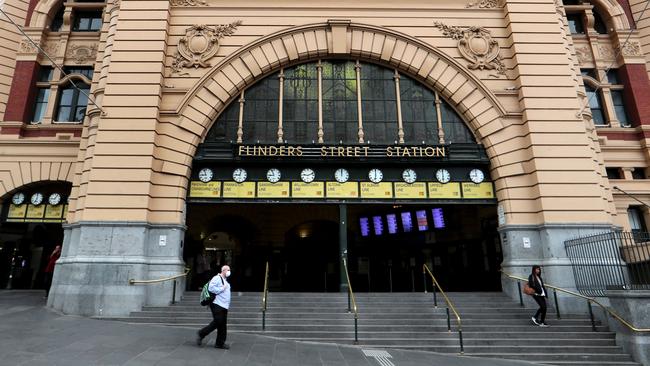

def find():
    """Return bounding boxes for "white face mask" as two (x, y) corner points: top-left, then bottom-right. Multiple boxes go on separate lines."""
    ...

(225, 270), (231, 278)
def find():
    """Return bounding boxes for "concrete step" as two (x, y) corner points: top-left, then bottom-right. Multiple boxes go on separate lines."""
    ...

(465, 352), (635, 362)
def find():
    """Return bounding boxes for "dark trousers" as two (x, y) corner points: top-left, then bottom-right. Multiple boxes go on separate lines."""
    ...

(533, 295), (547, 323)
(199, 303), (228, 346)
(44, 272), (54, 297)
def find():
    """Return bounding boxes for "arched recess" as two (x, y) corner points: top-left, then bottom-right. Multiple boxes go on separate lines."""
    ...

(580, 0), (632, 30)
(0, 162), (75, 199)
(29, 0), (63, 28)
(174, 21), (508, 164)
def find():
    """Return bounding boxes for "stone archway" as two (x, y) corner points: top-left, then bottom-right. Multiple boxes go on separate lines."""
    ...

(172, 20), (508, 159)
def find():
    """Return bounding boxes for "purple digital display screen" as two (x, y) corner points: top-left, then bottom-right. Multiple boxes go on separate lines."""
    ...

(386, 214), (398, 234)
(416, 210), (428, 231)
(401, 212), (413, 232)
(360, 217), (370, 237)
(373, 216), (384, 235)
(432, 208), (445, 229)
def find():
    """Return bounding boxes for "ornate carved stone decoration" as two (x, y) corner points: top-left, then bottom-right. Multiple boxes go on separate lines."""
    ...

(618, 42), (641, 56)
(43, 41), (60, 56)
(18, 39), (38, 54)
(67, 44), (98, 64)
(170, 0), (207, 6)
(465, 0), (500, 8)
(598, 45), (615, 60)
(575, 46), (593, 64)
(433, 22), (505, 76)
(171, 21), (241, 74)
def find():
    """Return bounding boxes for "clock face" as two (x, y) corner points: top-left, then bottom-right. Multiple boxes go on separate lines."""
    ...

(469, 169), (485, 184)
(266, 168), (281, 183)
(402, 169), (417, 184)
(436, 169), (451, 184)
(300, 168), (315, 183)
(48, 193), (62, 206)
(198, 168), (213, 183)
(334, 168), (349, 183)
(368, 168), (383, 183)
(11, 192), (25, 205)
(30, 192), (44, 206)
(232, 168), (247, 183)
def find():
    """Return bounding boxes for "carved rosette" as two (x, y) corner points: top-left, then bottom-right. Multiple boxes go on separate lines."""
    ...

(465, 0), (500, 8)
(618, 42), (641, 57)
(67, 44), (98, 64)
(18, 39), (39, 54)
(433, 22), (505, 76)
(575, 46), (593, 64)
(170, 0), (207, 5)
(598, 45), (615, 60)
(172, 21), (241, 74)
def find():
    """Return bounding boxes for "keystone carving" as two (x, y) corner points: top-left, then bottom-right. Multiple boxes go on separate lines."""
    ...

(171, 21), (241, 74)
(170, 0), (207, 5)
(465, 0), (501, 8)
(618, 42), (641, 56)
(67, 44), (98, 64)
(433, 22), (505, 76)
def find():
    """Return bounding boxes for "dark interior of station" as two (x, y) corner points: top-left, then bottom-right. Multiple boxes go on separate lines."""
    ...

(184, 203), (502, 292)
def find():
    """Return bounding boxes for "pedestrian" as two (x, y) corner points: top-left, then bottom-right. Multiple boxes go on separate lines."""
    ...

(43, 245), (61, 298)
(197, 265), (231, 349)
(528, 265), (549, 327)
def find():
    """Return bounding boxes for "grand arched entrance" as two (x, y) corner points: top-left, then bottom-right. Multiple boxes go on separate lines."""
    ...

(185, 59), (501, 292)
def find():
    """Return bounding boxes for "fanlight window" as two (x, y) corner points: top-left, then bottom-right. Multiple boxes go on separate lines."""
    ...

(206, 60), (475, 145)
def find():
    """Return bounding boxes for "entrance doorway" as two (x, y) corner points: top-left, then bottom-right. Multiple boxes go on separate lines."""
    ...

(185, 202), (501, 292)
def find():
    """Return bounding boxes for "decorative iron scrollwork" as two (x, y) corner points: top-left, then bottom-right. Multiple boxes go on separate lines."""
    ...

(171, 21), (241, 74)
(433, 22), (506, 76)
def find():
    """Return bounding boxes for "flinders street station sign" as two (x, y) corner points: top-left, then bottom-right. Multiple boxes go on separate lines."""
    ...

(235, 144), (448, 159)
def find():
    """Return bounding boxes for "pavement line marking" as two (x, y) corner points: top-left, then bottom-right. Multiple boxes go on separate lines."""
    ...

(362, 349), (395, 366)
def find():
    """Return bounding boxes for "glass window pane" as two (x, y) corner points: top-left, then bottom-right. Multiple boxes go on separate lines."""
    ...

(90, 18), (103, 31)
(611, 90), (630, 126)
(400, 74), (438, 144)
(585, 86), (606, 125)
(322, 61), (357, 143)
(59, 88), (74, 105)
(360, 63), (397, 144)
(31, 89), (50, 122)
(242, 74), (279, 143)
(283, 62), (318, 143)
(606, 69), (619, 84)
(593, 11), (608, 34)
(56, 107), (71, 121)
(567, 14), (585, 34)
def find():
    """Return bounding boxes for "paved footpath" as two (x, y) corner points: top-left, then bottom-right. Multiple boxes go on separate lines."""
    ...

(0, 291), (535, 366)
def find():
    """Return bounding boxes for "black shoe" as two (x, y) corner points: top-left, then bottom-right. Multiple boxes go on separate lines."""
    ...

(215, 343), (230, 349)
(196, 333), (203, 346)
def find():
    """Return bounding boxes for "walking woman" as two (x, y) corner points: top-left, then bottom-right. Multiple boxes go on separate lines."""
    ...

(528, 265), (549, 327)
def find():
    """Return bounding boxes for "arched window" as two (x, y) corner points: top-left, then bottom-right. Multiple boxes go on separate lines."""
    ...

(581, 68), (632, 127)
(206, 60), (475, 145)
(563, 1), (610, 35)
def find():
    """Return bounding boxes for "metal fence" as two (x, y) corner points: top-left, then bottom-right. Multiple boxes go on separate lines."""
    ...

(565, 231), (650, 297)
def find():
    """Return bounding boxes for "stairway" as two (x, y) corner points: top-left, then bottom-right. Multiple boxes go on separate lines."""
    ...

(106, 291), (640, 366)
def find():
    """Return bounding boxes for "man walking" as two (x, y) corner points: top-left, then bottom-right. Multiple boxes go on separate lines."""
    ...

(197, 265), (231, 349)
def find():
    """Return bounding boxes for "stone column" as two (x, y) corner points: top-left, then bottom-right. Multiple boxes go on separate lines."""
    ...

(605, 290), (650, 365)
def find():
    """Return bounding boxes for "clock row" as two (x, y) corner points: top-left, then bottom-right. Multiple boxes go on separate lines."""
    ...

(11, 192), (65, 206)
(197, 167), (486, 184)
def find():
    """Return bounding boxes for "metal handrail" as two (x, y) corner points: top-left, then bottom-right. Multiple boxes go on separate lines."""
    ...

(128, 267), (190, 305)
(422, 264), (464, 353)
(261, 261), (270, 330)
(341, 257), (359, 343)
(500, 269), (650, 332)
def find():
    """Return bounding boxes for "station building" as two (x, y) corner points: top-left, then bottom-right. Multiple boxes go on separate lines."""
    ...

(0, 0), (648, 317)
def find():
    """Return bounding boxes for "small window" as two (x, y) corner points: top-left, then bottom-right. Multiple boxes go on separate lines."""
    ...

(72, 11), (102, 32)
(606, 69), (619, 84)
(628, 206), (648, 234)
(606, 168), (621, 179)
(585, 85), (605, 125)
(632, 168), (646, 180)
(50, 7), (64, 32)
(55, 83), (90, 122)
(567, 14), (585, 34)
(611, 90), (630, 127)
(31, 88), (50, 123)
(38, 67), (54, 82)
(593, 12), (608, 34)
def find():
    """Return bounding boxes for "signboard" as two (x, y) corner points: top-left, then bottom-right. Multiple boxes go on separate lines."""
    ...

(360, 182), (393, 199)
(235, 144), (447, 159)
(292, 182), (324, 198)
(461, 182), (495, 199)
(189, 181), (222, 198)
(257, 182), (290, 198)
(326, 182), (359, 198)
(428, 182), (462, 199)
(7, 204), (27, 219)
(394, 182), (427, 199)
(25, 204), (46, 220)
(44, 205), (64, 220)
(222, 182), (256, 198)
